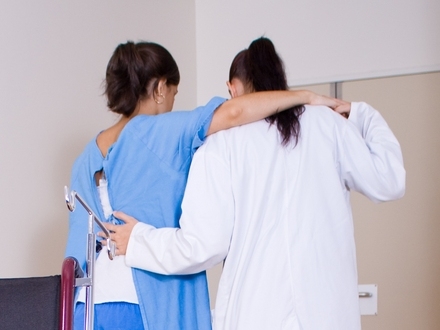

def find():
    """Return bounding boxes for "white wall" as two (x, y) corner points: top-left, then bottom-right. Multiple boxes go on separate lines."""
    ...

(0, 0), (197, 277)
(195, 0), (440, 104)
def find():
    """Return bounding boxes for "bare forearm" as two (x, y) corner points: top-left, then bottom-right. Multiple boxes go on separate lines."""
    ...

(207, 90), (340, 135)
(230, 90), (313, 123)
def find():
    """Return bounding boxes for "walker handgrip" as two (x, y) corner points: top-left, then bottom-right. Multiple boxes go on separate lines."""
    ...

(64, 185), (115, 260)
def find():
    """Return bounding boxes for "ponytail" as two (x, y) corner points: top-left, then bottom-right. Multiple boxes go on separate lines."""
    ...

(105, 41), (180, 117)
(231, 37), (304, 146)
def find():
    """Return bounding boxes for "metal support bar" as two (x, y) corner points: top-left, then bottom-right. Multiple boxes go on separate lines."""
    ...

(330, 82), (343, 99)
(84, 222), (95, 330)
(64, 186), (115, 260)
(64, 186), (116, 330)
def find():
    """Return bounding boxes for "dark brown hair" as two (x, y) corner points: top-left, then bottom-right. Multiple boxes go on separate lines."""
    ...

(105, 41), (180, 117)
(229, 37), (304, 146)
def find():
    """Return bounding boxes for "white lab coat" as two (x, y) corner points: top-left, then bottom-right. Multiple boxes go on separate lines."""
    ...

(126, 102), (405, 330)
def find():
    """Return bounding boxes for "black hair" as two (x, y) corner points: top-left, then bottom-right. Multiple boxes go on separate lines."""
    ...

(229, 37), (304, 146)
(104, 41), (180, 117)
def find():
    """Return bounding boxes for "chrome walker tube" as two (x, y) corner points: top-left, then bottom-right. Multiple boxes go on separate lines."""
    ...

(64, 186), (115, 330)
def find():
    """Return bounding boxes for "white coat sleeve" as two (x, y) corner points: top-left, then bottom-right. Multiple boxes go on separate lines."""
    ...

(124, 135), (234, 275)
(341, 102), (405, 202)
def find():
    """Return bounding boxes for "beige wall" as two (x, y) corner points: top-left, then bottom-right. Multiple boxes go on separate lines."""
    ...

(1, 2), (439, 329)
(208, 72), (440, 329)
(0, 1), (197, 278)
(346, 72), (440, 330)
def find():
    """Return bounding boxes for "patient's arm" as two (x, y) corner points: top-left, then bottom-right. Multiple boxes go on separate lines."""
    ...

(207, 90), (344, 135)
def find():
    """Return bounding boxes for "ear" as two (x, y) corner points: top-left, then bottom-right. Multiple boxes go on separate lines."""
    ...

(226, 81), (238, 98)
(155, 78), (167, 96)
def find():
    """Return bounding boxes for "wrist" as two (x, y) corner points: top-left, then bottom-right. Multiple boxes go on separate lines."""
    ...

(291, 90), (310, 104)
(303, 90), (314, 104)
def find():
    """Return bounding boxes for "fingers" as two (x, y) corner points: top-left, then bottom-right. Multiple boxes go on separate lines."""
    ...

(98, 238), (121, 257)
(113, 211), (138, 224)
(102, 222), (117, 233)
(94, 211), (136, 258)
(333, 102), (351, 117)
(331, 97), (345, 107)
(320, 96), (344, 110)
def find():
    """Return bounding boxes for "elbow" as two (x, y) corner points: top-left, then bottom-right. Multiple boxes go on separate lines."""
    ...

(389, 167), (406, 200)
(382, 184), (405, 202)
(225, 103), (244, 127)
(373, 170), (406, 203)
(228, 107), (244, 127)
(394, 176), (406, 200)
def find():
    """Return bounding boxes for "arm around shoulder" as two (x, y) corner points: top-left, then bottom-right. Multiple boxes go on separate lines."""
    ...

(207, 90), (342, 135)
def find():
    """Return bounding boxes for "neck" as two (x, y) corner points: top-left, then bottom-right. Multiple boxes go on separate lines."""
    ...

(134, 97), (161, 116)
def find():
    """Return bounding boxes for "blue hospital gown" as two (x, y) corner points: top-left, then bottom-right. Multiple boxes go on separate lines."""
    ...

(65, 97), (226, 330)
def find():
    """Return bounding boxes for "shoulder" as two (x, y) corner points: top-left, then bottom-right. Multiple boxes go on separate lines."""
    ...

(73, 137), (104, 170)
(170, 97), (227, 118)
(72, 137), (102, 165)
(302, 105), (349, 130)
(192, 97), (227, 113)
(197, 96), (227, 111)
(302, 105), (343, 120)
(70, 136), (103, 182)
(202, 119), (266, 149)
(128, 97), (227, 130)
